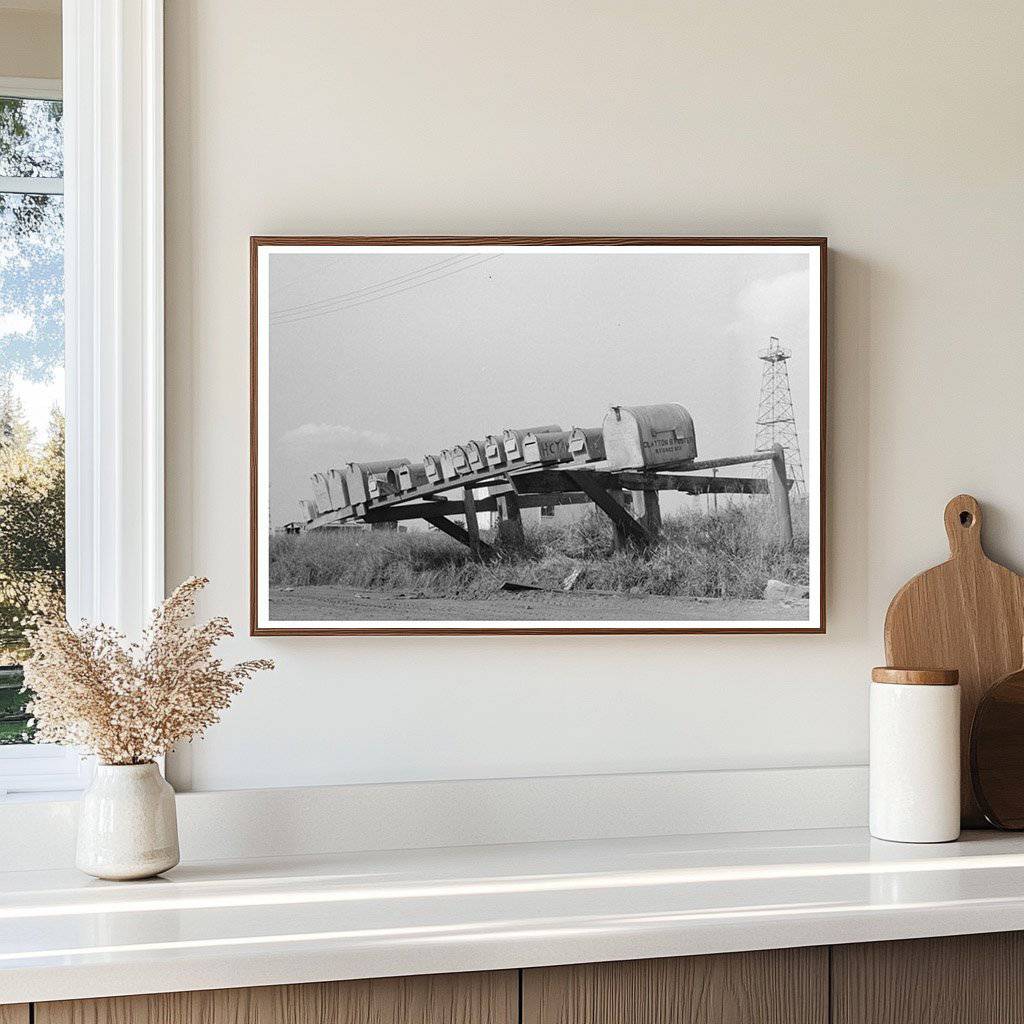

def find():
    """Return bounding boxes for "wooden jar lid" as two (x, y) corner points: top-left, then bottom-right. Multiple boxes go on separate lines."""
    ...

(871, 667), (960, 686)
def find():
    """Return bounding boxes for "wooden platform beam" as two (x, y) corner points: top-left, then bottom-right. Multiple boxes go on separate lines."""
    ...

(361, 491), (589, 524)
(510, 468), (777, 498)
(686, 451), (776, 472)
(615, 472), (775, 495)
(307, 459), (794, 533)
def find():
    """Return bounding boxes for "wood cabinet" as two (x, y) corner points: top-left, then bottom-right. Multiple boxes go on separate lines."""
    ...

(833, 932), (1024, 1024)
(18, 932), (1024, 1024)
(522, 948), (827, 1024)
(34, 971), (517, 1024)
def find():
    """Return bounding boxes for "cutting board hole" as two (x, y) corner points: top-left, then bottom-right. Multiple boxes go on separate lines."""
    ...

(960, 511), (974, 527)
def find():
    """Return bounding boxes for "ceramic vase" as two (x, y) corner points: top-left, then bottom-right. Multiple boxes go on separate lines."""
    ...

(76, 762), (180, 880)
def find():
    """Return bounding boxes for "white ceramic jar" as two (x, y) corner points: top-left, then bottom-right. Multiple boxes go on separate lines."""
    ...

(76, 762), (180, 880)
(870, 667), (960, 843)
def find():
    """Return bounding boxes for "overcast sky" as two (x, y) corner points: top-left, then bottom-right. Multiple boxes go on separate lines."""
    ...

(267, 247), (813, 526)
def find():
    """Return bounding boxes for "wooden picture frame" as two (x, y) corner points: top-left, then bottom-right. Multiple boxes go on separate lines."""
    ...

(250, 236), (827, 635)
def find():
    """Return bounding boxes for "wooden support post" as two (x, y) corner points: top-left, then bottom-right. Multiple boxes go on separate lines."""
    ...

(425, 514), (496, 559)
(567, 471), (650, 551)
(463, 487), (481, 558)
(769, 444), (794, 548)
(631, 489), (662, 540)
(611, 491), (629, 552)
(495, 489), (526, 550)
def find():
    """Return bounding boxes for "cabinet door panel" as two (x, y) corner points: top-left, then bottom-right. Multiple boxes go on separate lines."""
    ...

(36, 970), (517, 1024)
(0, 1007), (29, 1024)
(523, 948), (827, 1024)
(833, 932), (1024, 1024)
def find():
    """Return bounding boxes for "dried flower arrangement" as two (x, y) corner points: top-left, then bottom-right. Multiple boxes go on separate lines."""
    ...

(23, 577), (273, 765)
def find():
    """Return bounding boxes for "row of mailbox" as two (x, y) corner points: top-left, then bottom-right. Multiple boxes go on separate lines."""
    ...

(303, 403), (698, 522)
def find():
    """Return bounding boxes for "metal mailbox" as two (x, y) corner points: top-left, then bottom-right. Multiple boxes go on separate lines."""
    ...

(439, 449), (463, 481)
(451, 446), (473, 476)
(483, 434), (507, 468)
(602, 404), (697, 470)
(346, 459), (411, 507)
(523, 430), (571, 464)
(569, 426), (606, 463)
(390, 462), (428, 493)
(503, 424), (562, 464)
(299, 499), (317, 523)
(464, 440), (487, 473)
(367, 474), (398, 502)
(311, 472), (333, 514)
(325, 469), (350, 511)
(424, 455), (444, 485)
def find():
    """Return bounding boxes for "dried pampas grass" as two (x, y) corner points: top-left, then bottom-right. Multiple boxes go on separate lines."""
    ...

(23, 577), (273, 765)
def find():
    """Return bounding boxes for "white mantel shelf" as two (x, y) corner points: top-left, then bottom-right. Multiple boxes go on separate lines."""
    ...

(4, 826), (1024, 1004)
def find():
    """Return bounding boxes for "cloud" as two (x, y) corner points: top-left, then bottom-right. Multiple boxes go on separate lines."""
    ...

(9, 367), (63, 445)
(278, 422), (395, 449)
(0, 310), (33, 337)
(726, 268), (810, 340)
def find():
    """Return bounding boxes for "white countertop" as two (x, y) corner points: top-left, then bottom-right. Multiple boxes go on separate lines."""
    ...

(4, 826), (1024, 1004)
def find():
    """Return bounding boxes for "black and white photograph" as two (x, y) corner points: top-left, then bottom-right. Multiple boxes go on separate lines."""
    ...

(251, 238), (825, 634)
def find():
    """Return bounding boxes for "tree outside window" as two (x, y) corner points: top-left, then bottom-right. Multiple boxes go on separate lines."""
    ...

(0, 93), (65, 744)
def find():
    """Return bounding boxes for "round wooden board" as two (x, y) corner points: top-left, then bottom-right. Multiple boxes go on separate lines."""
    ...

(971, 665), (1024, 829)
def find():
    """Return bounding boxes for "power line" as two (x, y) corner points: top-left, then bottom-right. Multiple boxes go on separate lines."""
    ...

(271, 256), (499, 325)
(271, 254), (473, 319)
(271, 255), (501, 326)
(271, 256), (475, 321)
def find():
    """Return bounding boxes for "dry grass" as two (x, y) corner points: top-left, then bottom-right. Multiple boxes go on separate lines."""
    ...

(269, 498), (810, 601)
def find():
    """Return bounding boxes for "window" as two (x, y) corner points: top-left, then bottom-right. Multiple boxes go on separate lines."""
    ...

(0, 9), (166, 800)
(0, 78), (80, 798)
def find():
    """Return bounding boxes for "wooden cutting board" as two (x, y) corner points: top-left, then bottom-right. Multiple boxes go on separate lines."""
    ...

(884, 494), (1024, 827)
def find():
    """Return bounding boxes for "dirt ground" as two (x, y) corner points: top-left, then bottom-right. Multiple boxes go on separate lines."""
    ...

(268, 585), (810, 622)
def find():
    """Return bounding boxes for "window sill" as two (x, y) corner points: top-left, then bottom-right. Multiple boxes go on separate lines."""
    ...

(0, 744), (92, 801)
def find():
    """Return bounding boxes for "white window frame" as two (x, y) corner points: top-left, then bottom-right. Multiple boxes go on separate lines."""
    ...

(0, 76), (64, 192)
(0, 77), (61, 100)
(0, 1), (164, 800)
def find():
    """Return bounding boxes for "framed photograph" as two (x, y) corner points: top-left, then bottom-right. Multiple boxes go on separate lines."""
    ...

(251, 236), (826, 635)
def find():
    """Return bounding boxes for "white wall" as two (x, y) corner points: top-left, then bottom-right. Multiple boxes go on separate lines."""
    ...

(164, 1), (1024, 792)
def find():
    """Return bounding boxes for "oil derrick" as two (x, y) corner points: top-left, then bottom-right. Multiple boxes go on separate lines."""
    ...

(754, 336), (805, 496)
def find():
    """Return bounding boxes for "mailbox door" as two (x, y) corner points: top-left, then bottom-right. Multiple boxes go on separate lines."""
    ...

(398, 463), (429, 492)
(345, 466), (370, 506)
(311, 473), (333, 513)
(524, 431), (571, 464)
(465, 442), (486, 472)
(424, 455), (444, 485)
(484, 435), (507, 467)
(440, 450), (461, 481)
(326, 469), (350, 510)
